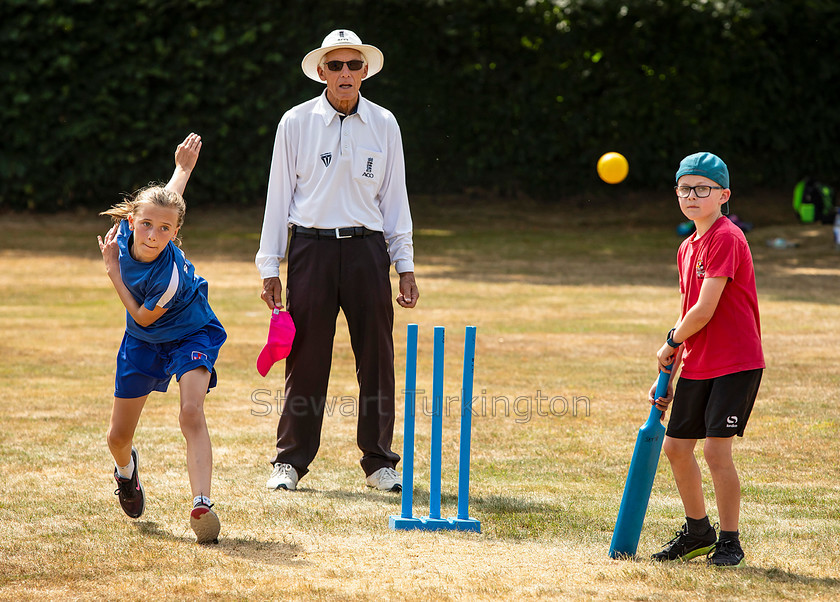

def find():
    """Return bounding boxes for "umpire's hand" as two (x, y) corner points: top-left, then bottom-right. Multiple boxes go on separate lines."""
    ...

(261, 277), (284, 310)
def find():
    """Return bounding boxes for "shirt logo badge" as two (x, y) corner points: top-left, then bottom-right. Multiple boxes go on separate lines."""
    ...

(191, 351), (208, 361)
(696, 259), (706, 279)
(362, 156), (375, 178)
(320, 152), (332, 168)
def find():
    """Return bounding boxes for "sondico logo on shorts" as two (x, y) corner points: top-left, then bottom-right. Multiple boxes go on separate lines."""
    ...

(726, 415), (739, 428)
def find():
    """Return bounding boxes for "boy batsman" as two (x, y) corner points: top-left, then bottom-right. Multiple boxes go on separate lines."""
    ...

(651, 152), (764, 567)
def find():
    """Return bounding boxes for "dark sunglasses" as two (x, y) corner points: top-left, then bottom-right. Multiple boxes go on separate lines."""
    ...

(323, 59), (365, 72)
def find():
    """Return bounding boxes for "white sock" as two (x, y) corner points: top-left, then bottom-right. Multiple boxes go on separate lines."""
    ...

(193, 495), (212, 508)
(116, 457), (134, 479)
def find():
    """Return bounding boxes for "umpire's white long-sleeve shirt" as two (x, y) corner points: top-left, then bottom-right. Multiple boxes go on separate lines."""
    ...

(256, 91), (415, 279)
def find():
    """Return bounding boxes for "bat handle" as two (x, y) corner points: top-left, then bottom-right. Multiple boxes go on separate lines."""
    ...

(648, 363), (674, 423)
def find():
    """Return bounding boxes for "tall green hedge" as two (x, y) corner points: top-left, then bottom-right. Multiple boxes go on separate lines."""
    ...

(1, 0), (838, 210)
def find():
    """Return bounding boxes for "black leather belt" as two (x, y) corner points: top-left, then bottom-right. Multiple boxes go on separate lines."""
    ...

(291, 225), (379, 239)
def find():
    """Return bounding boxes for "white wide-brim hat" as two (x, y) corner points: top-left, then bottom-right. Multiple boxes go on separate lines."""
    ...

(301, 29), (384, 83)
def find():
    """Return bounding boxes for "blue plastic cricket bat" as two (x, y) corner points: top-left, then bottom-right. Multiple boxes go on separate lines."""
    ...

(608, 365), (673, 559)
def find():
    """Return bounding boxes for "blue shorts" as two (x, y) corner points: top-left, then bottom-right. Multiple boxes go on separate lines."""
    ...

(114, 318), (227, 399)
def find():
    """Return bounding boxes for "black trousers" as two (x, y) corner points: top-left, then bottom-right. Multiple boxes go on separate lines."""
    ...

(272, 230), (400, 478)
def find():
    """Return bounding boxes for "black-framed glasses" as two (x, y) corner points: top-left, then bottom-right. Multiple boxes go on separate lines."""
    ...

(323, 59), (365, 72)
(675, 185), (724, 198)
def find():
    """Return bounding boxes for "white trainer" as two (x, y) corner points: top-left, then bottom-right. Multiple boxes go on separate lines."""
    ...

(266, 463), (298, 491)
(365, 467), (402, 492)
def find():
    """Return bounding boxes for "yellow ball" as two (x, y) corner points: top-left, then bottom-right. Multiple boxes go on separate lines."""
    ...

(597, 152), (629, 184)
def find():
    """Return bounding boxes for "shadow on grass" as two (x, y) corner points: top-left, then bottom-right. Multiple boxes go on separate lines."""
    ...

(315, 486), (559, 520)
(135, 520), (306, 566)
(318, 486), (583, 540)
(135, 520), (188, 542)
(318, 486), (476, 509)
(472, 494), (566, 533)
(741, 566), (840, 589)
(618, 553), (840, 590)
(318, 487), (403, 505)
(217, 537), (306, 567)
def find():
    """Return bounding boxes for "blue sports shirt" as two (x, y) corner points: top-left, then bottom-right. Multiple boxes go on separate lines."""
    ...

(116, 220), (216, 343)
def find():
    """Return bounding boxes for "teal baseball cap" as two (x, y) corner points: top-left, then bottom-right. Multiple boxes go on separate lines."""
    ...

(676, 152), (730, 188)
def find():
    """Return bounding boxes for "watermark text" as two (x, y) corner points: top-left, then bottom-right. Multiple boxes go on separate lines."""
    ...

(249, 389), (590, 424)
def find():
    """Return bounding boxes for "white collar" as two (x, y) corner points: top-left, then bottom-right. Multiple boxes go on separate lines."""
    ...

(315, 90), (369, 126)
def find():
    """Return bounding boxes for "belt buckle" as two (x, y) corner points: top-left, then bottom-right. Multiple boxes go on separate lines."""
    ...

(335, 227), (352, 239)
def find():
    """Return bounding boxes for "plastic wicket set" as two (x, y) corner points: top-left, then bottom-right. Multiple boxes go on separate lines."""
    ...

(388, 324), (481, 532)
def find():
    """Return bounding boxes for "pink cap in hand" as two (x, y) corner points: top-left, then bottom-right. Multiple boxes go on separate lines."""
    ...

(256, 308), (296, 377)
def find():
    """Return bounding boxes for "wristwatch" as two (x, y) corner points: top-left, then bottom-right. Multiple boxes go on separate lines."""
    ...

(666, 328), (681, 349)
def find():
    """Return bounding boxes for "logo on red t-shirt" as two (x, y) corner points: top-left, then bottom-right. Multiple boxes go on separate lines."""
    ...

(695, 258), (706, 279)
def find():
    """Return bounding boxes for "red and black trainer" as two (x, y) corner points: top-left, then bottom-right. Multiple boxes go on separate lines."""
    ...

(113, 447), (145, 519)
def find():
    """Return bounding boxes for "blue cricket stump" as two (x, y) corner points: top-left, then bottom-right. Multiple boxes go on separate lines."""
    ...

(389, 325), (481, 532)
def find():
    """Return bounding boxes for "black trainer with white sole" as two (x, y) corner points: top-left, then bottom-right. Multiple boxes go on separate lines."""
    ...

(113, 447), (145, 519)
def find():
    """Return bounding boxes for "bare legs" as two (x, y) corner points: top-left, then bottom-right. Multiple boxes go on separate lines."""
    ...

(107, 395), (148, 467)
(178, 368), (213, 498)
(663, 435), (739, 531)
(106, 367), (213, 498)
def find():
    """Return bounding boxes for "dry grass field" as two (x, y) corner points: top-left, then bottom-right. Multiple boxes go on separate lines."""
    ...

(1, 191), (839, 600)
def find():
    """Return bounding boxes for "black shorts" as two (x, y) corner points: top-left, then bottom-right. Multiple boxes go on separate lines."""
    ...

(666, 369), (763, 439)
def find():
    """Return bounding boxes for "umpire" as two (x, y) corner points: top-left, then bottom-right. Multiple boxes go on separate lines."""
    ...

(256, 29), (419, 493)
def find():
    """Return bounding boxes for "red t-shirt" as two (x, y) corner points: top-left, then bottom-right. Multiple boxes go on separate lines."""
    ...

(677, 216), (765, 379)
